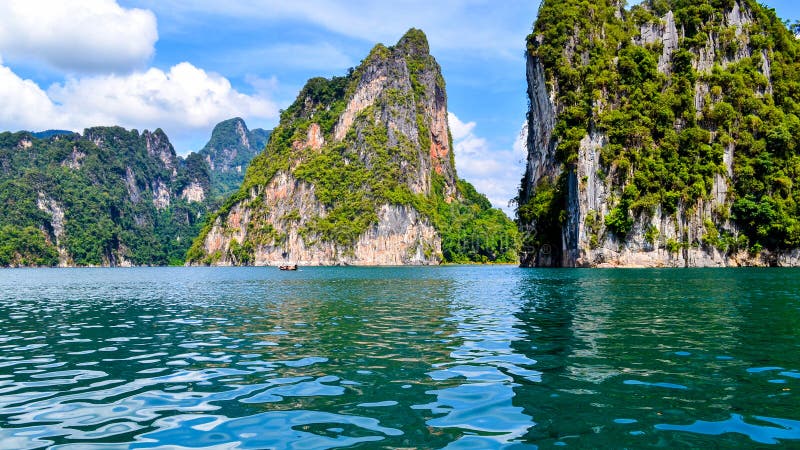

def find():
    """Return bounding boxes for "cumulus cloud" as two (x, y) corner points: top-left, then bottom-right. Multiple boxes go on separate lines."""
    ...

(50, 63), (278, 130)
(449, 112), (528, 216)
(0, 64), (64, 131)
(0, 61), (279, 152)
(0, 0), (157, 73)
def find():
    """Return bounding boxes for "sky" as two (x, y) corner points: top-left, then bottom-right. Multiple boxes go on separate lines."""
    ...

(0, 1), (798, 215)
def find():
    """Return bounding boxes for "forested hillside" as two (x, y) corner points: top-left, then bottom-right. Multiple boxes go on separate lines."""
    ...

(0, 128), (209, 266)
(197, 118), (270, 200)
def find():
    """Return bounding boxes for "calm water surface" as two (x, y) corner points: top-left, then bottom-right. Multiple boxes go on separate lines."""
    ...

(0, 267), (798, 448)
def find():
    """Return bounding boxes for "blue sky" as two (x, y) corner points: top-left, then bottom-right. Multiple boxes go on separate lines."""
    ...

(0, 0), (798, 213)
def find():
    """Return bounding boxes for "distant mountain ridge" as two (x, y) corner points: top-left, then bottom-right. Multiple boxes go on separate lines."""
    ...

(196, 117), (270, 199)
(0, 118), (267, 267)
(31, 130), (74, 139)
(0, 127), (208, 266)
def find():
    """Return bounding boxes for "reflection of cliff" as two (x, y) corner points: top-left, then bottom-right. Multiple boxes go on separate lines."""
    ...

(185, 270), (462, 447)
(509, 270), (752, 445)
(509, 273), (586, 443)
(182, 273), (457, 372)
(413, 269), (539, 447)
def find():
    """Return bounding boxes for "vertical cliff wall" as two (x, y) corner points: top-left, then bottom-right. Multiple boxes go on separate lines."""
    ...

(189, 29), (518, 266)
(518, 0), (800, 267)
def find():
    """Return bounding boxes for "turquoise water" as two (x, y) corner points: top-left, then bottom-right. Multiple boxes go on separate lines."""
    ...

(0, 267), (798, 448)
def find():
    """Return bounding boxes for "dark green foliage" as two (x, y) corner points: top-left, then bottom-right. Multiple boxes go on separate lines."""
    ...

(605, 206), (634, 238)
(0, 226), (58, 266)
(0, 129), (210, 266)
(431, 179), (519, 263)
(516, 175), (566, 254)
(176, 152), (211, 194)
(520, 0), (800, 252)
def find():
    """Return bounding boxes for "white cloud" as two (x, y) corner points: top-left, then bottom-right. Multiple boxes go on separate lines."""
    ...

(449, 112), (528, 216)
(448, 112), (477, 141)
(0, 0), (157, 73)
(0, 64), (64, 131)
(50, 62), (278, 129)
(0, 61), (279, 152)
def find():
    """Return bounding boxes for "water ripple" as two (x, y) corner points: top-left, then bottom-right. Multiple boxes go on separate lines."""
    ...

(131, 410), (402, 449)
(0, 267), (798, 448)
(656, 414), (800, 444)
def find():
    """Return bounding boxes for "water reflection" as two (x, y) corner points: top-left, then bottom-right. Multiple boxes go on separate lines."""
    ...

(510, 269), (800, 447)
(0, 267), (799, 448)
(0, 268), (463, 448)
(414, 268), (539, 448)
(130, 410), (402, 449)
(655, 413), (800, 445)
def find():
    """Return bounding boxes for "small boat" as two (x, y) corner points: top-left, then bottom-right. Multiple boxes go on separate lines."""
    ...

(279, 264), (298, 271)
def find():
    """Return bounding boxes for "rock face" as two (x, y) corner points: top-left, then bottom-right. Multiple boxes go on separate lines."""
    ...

(518, 0), (800, 267)
(189, 29), (513, 266)
(180, 181), (206, 203)
(636, 11), (679, 74)
(202, 174), (440, 266)
(36, 193), (70, 266)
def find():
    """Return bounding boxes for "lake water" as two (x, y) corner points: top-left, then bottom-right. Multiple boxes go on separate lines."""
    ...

(0, 267), (799, 449)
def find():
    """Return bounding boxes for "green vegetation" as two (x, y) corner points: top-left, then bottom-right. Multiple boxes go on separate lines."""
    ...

(518, 0), (800, 253)
(190, 29), (518, 264)
(517, 177), (566, 253)
(0, 225), (58, 266)
(198, 117), (270, 199)
(0, 128), (210, 266)
(425, 178), (519, 263)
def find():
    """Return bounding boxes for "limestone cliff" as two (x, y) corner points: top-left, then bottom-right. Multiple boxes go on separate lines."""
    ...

(189, 29), (518, 266)
(518, 0), (800, 267)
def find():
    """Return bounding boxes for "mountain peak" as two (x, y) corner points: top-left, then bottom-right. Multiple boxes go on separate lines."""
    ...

(212, 117), (246, 131)
(188, 32), (518, 266)
(198, 117), (270, 199)
(396, 28), (430, 56)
